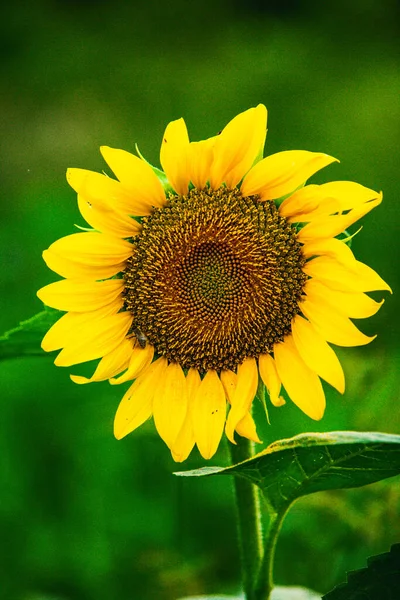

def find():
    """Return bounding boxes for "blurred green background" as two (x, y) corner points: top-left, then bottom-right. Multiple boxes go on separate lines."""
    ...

(1, 0), (400, 598)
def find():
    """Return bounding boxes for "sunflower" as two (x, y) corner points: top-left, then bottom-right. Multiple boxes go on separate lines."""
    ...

(37, 105), (390, 462)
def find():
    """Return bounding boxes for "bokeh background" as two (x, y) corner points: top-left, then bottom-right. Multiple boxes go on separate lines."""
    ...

(1, 1), (400, 599)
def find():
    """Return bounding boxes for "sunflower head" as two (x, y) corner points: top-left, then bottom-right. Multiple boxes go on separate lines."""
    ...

(37, 105), (391, 462)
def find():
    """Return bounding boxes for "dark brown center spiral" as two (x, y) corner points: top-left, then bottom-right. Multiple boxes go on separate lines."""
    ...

(123, 187), (306, 372)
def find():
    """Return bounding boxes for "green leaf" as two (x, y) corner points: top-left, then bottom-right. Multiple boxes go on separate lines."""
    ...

(271, 588), (320, 599)
(178, 587), (320, 600)
(323, 543), (400, 599)
(0, 308), (60, 360)
(175, 431), (400, 512)
(177, 596), (242, 600)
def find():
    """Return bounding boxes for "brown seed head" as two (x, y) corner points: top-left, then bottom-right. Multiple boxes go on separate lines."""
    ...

(123, 187), (306, 372)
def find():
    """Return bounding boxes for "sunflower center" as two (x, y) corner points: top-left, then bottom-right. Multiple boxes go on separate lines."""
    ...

(177, 242), (247, 320)
(123, 187), (307, 372)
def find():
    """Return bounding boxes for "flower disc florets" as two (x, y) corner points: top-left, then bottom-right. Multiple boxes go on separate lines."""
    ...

(123, 187), (307, 372)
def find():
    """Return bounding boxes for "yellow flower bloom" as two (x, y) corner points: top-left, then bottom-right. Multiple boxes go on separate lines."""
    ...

(37, 105), (391, 461)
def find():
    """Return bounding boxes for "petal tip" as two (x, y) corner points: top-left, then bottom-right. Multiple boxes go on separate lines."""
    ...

(65, 167), (75, 183)
(224, 422), (237, 445)
(198, 446), (217, 460)
(271, 395), (286, 407)
(100, 145), (117, 162)
(70, 374), (88, 385)
(54, 349), (75, 367)
(113, 420), (126, 440)
(313, 411), (325, 422)
(40, 340), (51, 352)
(306, 402), (326, 421)
(36, 286), (46, 302)
(171, 452), (185, 463)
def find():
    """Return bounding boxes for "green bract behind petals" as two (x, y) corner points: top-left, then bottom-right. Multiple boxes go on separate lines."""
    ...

(135, 144), (175, 195)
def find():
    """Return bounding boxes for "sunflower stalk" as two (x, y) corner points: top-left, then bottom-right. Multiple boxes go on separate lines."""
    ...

(254, 505), (289, 599)
(229, 430), (289, 600)
(229, 437), (264, 600)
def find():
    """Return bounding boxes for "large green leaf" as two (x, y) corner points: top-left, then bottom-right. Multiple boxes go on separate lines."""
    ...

(175, 432), (400, 512)
(323, 543), (400, 599)
(178, 586), (320, 599)
(0, 308), (60, 360)
(178, 596), (241, 600)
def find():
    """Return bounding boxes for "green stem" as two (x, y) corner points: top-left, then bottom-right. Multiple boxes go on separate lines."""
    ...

(254, 505), (288, 600)
(229, 438), (263, 600)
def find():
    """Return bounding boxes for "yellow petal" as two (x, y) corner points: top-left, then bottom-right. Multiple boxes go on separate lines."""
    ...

(41, 300), (123, 352)
(291, 315), (345, 393)
(67, 168), (149, 217)
(279, 181), (380, 223)
(54, 311), (133, 367)
(192, 370), (226, 460)
(77, 195), (141, 238)
(110, 342), (154, 384)
(41, 311), (86, 352)
(236, 413), (262, 444)
(271, 396), (286, 407)
(153, 362), (188, 449)
(220, 370), (261, 443)
(297, 196), (382, 242)
(171, 368), (200, 463)
(37, 278), (124, 312)
(70, 338), (134, 384)
(225, 358), (258, 444)
(188, 138), (216, 189)
(300, 295), (376, 347)
(100, 146), (166, 209)
(241, 151), (337, 201)
(304, 255), (391, 293)
(43, 248), (126, 280)
(274, 336), (326, 420)
(220, 369), (237, 404)
(186, 366), (202, 400)
(45, 232), (133, 268)
(42, 312), (84, 352)
(301, 236), (355, 262)
(317, 181), (381, 211)
(210, 104), (268, 189)
(305, 279), (385, 319)
(279, 185), (341, 222)
(160, 118), (190, 195)
(258, 353), (283, 407)
(350, 260), (392, 293)
(113, 357), (168, 440)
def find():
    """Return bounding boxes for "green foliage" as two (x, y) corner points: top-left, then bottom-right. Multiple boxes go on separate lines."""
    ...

(323, 543), (400, 599)
(178, 596), (242, 600)
(270, 589), (320, 600)
(176, 432), (400, 512)
(179, 587), (320, 599)
(0, 308), (60, 360)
